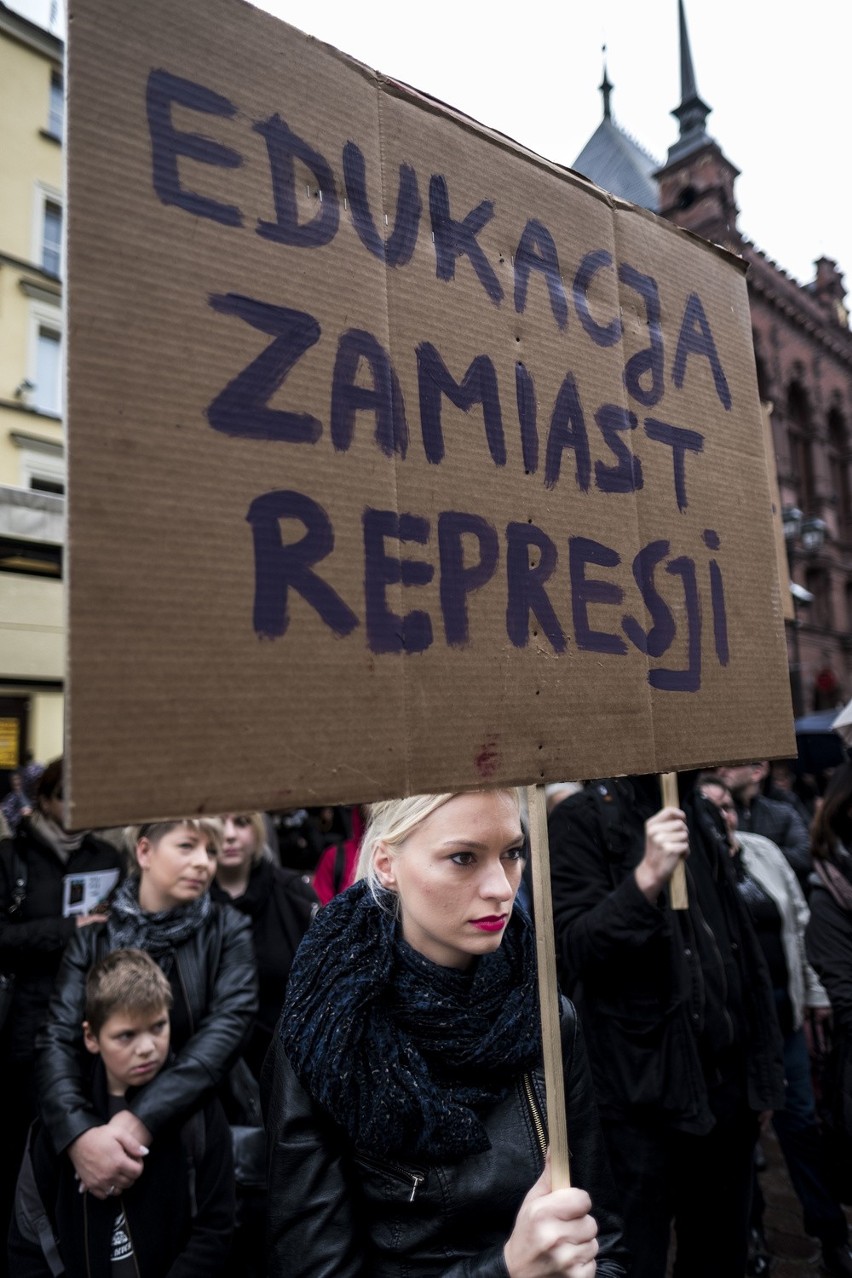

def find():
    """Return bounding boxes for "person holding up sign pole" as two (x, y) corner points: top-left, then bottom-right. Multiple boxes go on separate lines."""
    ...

(547, 774), (784, 1278)
(263, 789), (627, 1277)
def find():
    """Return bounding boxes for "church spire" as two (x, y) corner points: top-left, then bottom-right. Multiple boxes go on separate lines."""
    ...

(600, 46), (613, 121)
(667, 0), (712, 162)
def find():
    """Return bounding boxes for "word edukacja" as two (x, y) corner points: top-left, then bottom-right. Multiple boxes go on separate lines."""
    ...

(146, 69), (740, 691)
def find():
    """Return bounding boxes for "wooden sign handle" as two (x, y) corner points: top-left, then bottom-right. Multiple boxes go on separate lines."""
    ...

(525, 783), (571, 1189)
(660, 771), (688, 910)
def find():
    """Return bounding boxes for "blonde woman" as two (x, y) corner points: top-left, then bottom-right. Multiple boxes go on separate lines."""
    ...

(264, 789), (627, 1278)
(211, 813), (317, 1077)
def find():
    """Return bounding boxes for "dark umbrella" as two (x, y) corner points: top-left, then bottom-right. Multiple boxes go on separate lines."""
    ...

(793, 710), (847, 775)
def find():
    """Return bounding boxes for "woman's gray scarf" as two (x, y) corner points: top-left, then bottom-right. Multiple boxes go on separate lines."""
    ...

(107, 875), (211, 956)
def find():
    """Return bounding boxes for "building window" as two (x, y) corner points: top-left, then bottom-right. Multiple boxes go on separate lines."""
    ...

(14, 436), (66, 494)
(42, 200), (62, 276)
(34, 326), (62, 415)
(787, 382), (815, 511)
(828, 408), (851, 535)
(0, 537), (62, 578)
(48, 71), (63, 139)
(30, 476), (64, 495)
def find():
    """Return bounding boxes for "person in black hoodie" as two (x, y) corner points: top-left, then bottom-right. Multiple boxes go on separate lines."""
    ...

(10, 948), (234, 1276)
(548, 773), (784, 1278)
(0, 758), (125, 1272)
(210, 812), (317, 1080)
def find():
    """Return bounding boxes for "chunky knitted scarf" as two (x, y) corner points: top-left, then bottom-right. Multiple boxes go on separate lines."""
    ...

(281, 880), (541, 1163)
(107, 875), (211, 956)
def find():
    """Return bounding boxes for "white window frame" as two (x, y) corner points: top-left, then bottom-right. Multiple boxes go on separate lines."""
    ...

(32, 183), (64, 278)
(17, 442), (66, 494)
(27, 299), (64, 418)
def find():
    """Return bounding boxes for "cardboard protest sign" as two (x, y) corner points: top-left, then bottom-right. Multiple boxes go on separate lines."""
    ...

(65, 0), (795, 827)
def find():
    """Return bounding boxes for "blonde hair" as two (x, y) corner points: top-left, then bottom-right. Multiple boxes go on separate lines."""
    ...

(356, 789), (523, 903)
(124, 818), (224, 873)
(221, 813), (273, 865)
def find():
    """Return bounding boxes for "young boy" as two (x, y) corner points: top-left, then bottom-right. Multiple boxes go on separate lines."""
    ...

(9, 949), (235, 1277)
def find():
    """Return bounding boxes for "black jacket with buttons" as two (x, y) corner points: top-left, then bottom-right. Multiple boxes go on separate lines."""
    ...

(263, 998), (628, 1278)
(548, 776), (784, 1133)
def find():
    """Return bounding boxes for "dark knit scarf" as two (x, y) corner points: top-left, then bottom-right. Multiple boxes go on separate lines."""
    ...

(107, 875), (211, 956)
(280, 880), (541, 1163)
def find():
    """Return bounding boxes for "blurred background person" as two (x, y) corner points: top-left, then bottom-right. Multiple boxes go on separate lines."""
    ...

(271, 807), (327, 880)
(211, 811), (317, 1276)
(0, 757), (125, 1276)
(767, 759), (816, 825)
(211, 812), (317, 1079)
(0, 770), (32, 836)
(806, 762), (852, 1213)
(19, 750), (44, 805)
(311, 805), (366, 905)
(716, 761), (811, 888)
(699, 776), (852, 1278)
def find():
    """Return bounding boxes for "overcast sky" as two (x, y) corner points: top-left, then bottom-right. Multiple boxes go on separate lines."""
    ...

(15, 0), (852, 293)
(252, 0), (851, 294)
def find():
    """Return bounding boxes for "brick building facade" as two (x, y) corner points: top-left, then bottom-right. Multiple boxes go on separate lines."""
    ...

(573, 0), (852, 719)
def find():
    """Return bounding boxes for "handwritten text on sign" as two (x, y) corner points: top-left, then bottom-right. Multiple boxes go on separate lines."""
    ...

(147, 68), (731, 695)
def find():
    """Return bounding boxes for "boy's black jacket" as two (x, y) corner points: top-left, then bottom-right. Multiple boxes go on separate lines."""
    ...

(9, 1060), (235, 1278)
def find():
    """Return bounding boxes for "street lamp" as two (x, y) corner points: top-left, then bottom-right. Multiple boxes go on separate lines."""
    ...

(782, 506), (828, 716)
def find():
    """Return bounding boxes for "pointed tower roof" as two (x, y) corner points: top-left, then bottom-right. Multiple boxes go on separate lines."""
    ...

(572, 52), (660, 212)
(600, 46), (613, 120)
(666, 0), (713, 163)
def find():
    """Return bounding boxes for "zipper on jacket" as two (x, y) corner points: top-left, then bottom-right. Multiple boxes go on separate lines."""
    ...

(354, 1150), (425, 1202)
(522, 1074), (547, 1161)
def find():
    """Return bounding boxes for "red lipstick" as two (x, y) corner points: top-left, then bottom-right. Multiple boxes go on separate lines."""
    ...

(470, 915), (507, 932)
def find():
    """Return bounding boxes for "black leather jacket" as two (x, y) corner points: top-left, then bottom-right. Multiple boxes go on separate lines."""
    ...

(263, 998), (628, 1278)
(36, 903), (257, 1150)
(0, 822), (125, 1062)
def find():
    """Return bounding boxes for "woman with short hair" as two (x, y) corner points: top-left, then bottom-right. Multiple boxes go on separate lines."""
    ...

(36, 817), (257, 1201)
(264, 788), (627, 1278)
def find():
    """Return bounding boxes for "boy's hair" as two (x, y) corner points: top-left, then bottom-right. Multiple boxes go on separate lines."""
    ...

(85, 948), (173, 1036)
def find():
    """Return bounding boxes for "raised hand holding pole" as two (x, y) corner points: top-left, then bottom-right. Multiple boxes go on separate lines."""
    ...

(660, 771), (688, 910)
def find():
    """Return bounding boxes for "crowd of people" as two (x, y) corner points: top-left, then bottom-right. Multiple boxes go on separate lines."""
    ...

(0, 753), (850, 1276)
